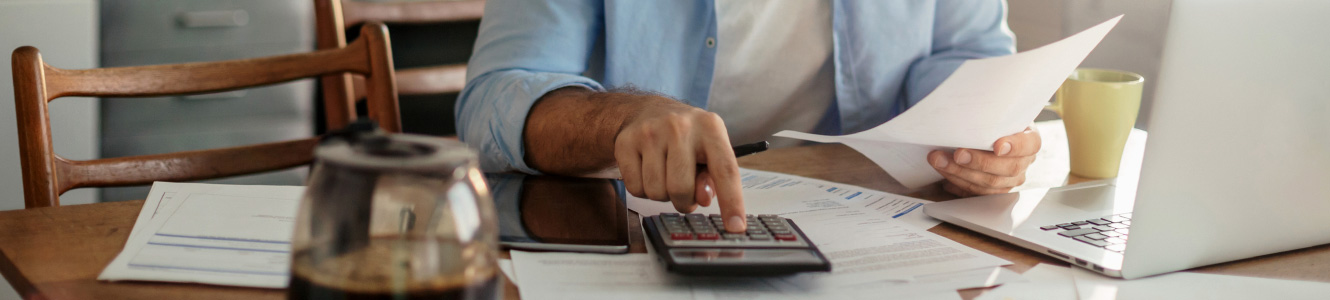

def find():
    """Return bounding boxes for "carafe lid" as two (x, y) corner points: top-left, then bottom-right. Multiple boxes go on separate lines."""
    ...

(315, 120), (476, 174)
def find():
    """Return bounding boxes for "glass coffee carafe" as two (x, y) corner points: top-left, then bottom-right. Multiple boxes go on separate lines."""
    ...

(288, 123), (500, 300)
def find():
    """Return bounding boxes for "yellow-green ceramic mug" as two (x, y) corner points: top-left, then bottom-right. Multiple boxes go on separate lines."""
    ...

(1046, 68), (1144, 179)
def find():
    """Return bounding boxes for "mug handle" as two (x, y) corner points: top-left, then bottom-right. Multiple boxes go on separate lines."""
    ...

(1046, 86), (1064, 116)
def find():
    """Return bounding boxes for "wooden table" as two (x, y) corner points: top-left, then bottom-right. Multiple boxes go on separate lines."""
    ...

(4, 136), (1330, 299)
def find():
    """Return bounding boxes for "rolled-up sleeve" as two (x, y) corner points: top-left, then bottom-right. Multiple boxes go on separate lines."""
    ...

(456, 0), (605, 173)
(904, 0), (1016, 107)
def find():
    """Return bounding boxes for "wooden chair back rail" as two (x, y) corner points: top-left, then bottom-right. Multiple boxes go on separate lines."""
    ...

(54, 139), (320, 193)
(349, 64), (467, 99)
(342, 0), (485, 26)
(315, 0), (483, 130)
(11, 23), (400, 208)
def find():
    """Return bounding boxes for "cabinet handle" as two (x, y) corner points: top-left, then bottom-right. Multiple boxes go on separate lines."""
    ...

(177, 10), (249, 28)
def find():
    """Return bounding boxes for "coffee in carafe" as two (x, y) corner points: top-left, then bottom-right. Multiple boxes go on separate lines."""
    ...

(288, 122), (500, 300)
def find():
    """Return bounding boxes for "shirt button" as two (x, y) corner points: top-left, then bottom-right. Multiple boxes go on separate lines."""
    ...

(705, 37), (716, 48)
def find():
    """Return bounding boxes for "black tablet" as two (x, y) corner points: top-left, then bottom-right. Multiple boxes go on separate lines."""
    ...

(487, 173), (630, 253)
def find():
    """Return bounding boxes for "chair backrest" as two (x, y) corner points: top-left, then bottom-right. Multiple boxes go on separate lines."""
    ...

(314, 0), (484, 130)
(11, 23), (401, 208)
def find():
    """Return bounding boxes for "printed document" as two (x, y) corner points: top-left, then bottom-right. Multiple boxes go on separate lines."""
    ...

(511, 251), (1020, 300)
(99, 182), (305, 288)
(627, 168), (941, 230)
(775, 16), (1123, 188)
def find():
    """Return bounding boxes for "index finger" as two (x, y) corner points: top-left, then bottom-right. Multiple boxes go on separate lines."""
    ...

(704, 146), (745, 233)
(696, 128), (745, 233)
(994, 126), (1041, 157)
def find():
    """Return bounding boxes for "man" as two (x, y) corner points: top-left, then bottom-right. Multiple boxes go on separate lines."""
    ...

(457, 1), (1041, 233)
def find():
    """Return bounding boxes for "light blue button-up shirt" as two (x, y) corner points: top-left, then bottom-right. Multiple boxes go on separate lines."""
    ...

(457, 0), (1015, 173)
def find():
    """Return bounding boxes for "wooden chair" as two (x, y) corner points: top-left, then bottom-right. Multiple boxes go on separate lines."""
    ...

(11, 23), (401, 209)
(314, 0), (485, 130)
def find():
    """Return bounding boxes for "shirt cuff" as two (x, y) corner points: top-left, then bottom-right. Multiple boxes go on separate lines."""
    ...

(463, 70), (604, 175)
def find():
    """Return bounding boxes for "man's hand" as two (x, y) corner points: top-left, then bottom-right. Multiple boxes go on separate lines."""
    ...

(615, 100), (747, 233)
(928, 127), (1041, 197)
(522, 87), (746, 233)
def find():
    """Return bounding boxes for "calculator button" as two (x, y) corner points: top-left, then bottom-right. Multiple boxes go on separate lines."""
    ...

(662, 213), (680, 218)
(670, 233), (694, 240)
(746, 229), (766, 235)
(722, 233), (746, 239)
(696, 233), (720, 240)
(748, 234), (771, 240)
(774, 234), (797, 241)
(771, 229), (792, 235)
(1039, 225), (1060, 230)
(765, 226), (788, 232)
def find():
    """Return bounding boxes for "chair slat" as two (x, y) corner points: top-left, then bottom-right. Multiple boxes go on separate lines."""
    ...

(56, 139), (320, 192)
(43, 41), (369, 100)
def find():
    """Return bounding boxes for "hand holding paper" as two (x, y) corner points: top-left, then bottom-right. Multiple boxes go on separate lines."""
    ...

(776, 16), (1123, 189)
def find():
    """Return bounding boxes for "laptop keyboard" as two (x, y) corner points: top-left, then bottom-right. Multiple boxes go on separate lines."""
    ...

(1040, 213), (1132, 253)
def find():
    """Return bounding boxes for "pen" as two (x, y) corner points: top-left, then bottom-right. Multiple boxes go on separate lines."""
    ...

(732, 141), (769, 158)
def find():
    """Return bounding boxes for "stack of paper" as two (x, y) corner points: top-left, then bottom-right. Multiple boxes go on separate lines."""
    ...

(99, 182), (305, 288)
(509, 251), (1022, 300)
(565, 169), (1017, 299)
(775, 16), (1123, 189)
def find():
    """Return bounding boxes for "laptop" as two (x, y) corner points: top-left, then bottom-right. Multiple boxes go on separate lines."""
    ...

(924, 0), (1330, 279)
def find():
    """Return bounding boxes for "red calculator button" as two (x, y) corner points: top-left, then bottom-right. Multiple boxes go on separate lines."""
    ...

(670, 233), (695, 240)
(697, 233), (720, 240)
(774, 234), (797, 241)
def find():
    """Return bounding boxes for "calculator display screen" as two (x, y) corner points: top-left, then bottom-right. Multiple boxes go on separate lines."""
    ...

(668, 249), (825, 265)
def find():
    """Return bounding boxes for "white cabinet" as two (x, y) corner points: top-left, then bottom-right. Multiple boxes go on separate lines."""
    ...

(98, 0), (315, 202)
(0, 0), (101, 212)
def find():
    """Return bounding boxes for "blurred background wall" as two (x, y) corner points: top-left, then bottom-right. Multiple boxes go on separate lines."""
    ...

(1008, 0), (1173, 129)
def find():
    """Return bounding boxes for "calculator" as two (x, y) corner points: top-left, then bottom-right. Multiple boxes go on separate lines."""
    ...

(642, 213), (831, 276)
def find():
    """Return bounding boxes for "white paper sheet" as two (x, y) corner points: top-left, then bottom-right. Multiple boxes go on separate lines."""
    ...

(511, 251), (1018, 300)
(974, 264), (1077, 300)
(511, 251), (693, 300)
(626, 168), (941, 229)
(99, 182), (305, 288)
(1071, 267), (1330, 300)
(499, 258), (518, 285)
(775, 16), (1123, 188)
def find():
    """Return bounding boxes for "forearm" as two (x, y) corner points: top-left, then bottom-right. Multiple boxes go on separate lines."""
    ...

(522, 87), (684, 176)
